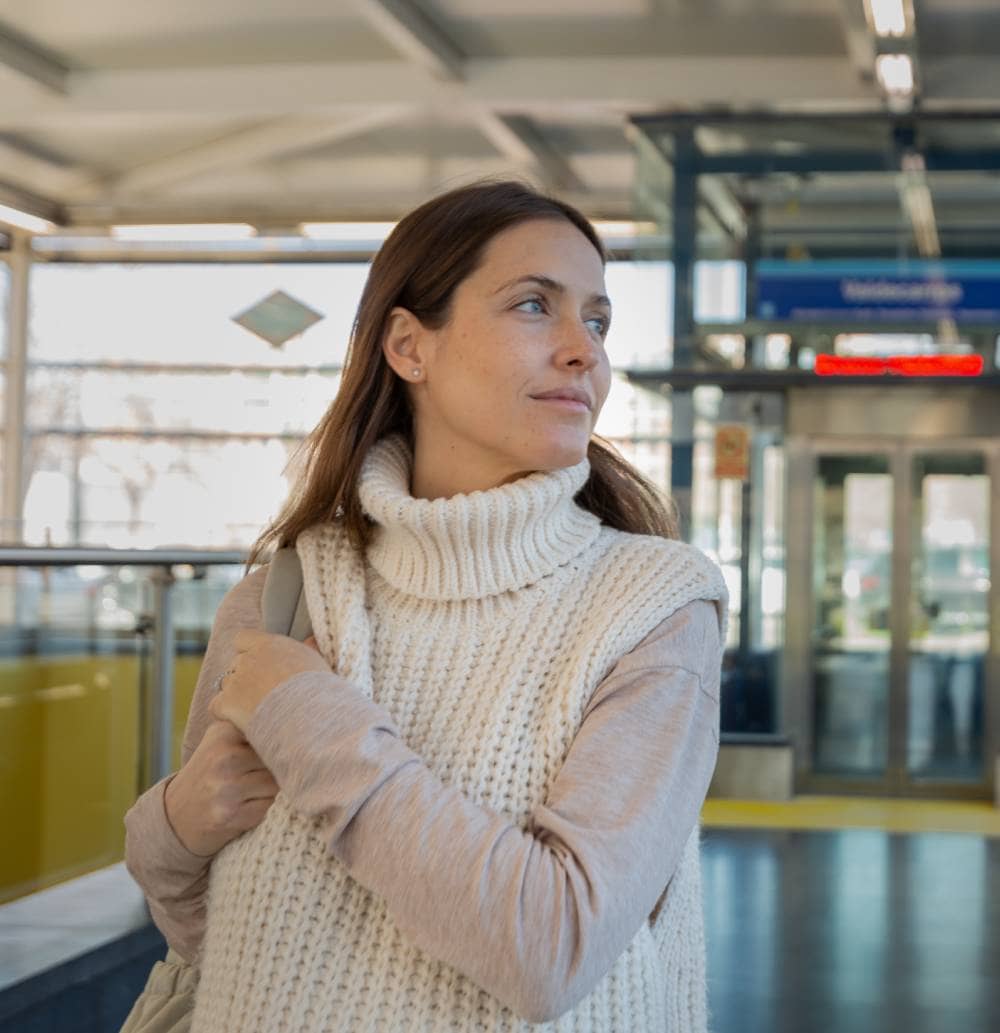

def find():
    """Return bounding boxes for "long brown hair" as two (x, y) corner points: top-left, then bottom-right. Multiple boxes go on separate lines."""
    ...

(245, 179), (678, 572)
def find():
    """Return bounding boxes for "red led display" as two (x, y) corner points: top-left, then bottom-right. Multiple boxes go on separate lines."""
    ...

(815, 354), (984, 376)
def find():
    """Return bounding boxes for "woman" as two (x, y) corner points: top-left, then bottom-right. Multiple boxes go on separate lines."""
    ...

(124, 180), (728, 1032)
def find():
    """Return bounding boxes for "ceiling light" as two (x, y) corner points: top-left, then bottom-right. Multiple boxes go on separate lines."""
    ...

(865, 0), (913, 38)
(593, 220), (658, 238)
(875, 53), (915, 96)
(110, 224), (257, 241)
(0, 203), (55, 234)
(299, 222), (397, 242)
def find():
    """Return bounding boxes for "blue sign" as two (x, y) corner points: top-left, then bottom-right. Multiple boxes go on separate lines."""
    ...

(756, 261), (1000, 323)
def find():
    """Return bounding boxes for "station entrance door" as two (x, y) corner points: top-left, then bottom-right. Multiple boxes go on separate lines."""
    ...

(784, 387), (999, 798)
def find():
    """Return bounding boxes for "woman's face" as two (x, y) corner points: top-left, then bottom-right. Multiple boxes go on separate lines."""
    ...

(394, 217), (612, 487)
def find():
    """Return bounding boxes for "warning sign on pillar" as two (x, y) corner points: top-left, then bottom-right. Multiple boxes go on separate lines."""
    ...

(714, 424), (750, 480)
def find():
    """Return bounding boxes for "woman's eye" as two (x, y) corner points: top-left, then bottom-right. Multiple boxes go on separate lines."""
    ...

(585, 316), (609, 336)
(515, 297), (546, 314)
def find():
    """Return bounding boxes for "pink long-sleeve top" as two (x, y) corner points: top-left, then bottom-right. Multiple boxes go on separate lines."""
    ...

(123, 564), (723, 1001)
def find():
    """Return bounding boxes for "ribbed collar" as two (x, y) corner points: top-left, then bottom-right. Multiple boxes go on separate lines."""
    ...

(357, 433), (602, 601)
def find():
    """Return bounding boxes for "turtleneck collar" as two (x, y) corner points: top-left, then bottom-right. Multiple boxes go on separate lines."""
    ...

(357, 433), (602, 601)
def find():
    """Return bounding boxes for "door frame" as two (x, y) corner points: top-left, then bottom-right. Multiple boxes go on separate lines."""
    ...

(785, 423), (1000, 800)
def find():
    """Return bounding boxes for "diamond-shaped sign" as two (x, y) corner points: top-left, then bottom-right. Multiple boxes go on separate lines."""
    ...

(232, 290), (324, 348)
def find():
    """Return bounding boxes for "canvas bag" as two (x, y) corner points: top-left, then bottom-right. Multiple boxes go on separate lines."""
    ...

(120, 547), (311, 1033)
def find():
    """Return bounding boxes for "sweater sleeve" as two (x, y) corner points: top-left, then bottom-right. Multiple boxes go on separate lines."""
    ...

(245, 596), (723, 1024)
(122, 565), (269, 963)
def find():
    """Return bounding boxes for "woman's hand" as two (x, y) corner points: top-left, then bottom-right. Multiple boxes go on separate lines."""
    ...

(208, 629), (329, 735)
(163, 720), (279, 858)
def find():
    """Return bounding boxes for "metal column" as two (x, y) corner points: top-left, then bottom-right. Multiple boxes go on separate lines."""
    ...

(743, 202), (764, 366)
(671, 127), (698, 367)
(670, 128), (698, 538)
(148, 566), (177, 786)
(2, 234), (29, 545)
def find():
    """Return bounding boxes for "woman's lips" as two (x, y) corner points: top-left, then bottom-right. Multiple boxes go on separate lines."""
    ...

(533, 396), (590, 413)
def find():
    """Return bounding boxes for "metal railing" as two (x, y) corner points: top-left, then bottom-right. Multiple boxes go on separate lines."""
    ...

(0, 546), (246, 788)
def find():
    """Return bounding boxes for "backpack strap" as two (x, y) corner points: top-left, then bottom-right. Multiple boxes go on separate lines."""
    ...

(260, 546), (313, 641)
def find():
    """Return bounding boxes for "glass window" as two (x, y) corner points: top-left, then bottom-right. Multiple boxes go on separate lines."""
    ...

(695, 260), (746, 323)
(27, 366), (338, 436)
(29, 263), (368, 367)
(603, 260), (673, 370)
(21, 259), (681, 547)
(22, 434), (301, 548)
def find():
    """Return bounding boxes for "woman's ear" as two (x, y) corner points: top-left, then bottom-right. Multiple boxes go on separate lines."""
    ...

(382, 307), (427, 380)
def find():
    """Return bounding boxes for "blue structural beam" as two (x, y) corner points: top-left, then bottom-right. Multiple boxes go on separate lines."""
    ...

(697, 147), (1000, 175)
(670, 127), (697, 540)
(672, 127), (698, 366)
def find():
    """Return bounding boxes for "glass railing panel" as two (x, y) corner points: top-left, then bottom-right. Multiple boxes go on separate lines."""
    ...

(0, 555), (245, 903)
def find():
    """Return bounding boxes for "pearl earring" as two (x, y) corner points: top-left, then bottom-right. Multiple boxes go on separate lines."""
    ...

(411, 368), (421, 378)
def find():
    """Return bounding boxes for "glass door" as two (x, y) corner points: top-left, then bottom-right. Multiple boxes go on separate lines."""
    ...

(794, 440), (995, 797)
(810, 454), (893, 781)
(906, 452), (989, 785)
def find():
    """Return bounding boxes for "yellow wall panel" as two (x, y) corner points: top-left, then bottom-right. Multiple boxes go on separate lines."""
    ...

(0, 653), (202, 903)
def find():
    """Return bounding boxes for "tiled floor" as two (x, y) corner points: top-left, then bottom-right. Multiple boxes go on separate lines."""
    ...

(5, 820), (1000, 1033)
(703, 826), (1000, 1033)
(0, 863), (147, 993)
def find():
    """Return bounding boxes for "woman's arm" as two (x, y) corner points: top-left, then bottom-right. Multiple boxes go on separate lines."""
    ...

(123, 566), (271, 962)
(244, 597), (724, 1023)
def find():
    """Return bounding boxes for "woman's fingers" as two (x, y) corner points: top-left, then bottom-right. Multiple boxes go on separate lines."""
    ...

(241, 770), (279, 800)
(235, 797), (275, 831)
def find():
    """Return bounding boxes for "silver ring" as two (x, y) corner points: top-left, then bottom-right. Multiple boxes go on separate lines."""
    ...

(214, 666), (235, 692)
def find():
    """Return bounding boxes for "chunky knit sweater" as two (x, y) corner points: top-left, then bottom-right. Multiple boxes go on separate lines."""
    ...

(128, 433), (728, 1032)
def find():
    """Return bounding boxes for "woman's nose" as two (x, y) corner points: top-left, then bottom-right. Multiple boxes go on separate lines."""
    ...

(556, 317), (602, 369)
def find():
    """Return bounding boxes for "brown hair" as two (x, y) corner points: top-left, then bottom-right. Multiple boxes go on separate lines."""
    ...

(245, 179), (678, 573)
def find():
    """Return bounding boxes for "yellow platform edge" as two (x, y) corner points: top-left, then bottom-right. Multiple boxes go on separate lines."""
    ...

(701, 796), (1000, 837)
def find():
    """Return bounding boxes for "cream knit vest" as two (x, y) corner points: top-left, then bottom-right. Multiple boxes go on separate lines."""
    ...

(192, 434), (728, 1033)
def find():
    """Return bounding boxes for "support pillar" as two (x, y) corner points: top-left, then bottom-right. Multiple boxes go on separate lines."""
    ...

(2, 233), (29, 546)
(147, 567), (177, 787)
(670, 128), (698, 539)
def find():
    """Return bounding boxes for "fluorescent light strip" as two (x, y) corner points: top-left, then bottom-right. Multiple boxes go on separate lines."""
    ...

(110, 224), (257, 242)
(299, 222), (397, 242)
(593, 220), (658, 238)
(0, 203), (55, 234)
(876, 53), (915, 96)
(298, 220), (658, 244)
(865, 0), (911, 38)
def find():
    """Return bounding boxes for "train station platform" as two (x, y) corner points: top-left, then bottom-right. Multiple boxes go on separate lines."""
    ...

(4, 799), (998, 1033)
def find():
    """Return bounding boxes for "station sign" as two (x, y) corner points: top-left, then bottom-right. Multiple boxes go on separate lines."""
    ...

(714, 424), (750, 480)
(756, 260), (1000, 324)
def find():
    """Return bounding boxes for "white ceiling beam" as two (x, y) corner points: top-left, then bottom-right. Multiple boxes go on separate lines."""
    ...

(475, 111), (537, 166)
(355, 1), (587, 192)
(474, 112), (585, 192)
(0, 56), (879, 126)
(353, 0), (465, 80)
(0, 22), (68, 95)
(835, 0), (877, 80)
(697, 176), (745, 240)
(62, 106), (413, 202)
(0, 138), (84, 196)
(0, 180), (61, 223)
(61, 187), (633, 228)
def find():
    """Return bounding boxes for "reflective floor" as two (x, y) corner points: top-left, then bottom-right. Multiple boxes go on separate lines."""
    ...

(703, 827), (1000, 1033)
